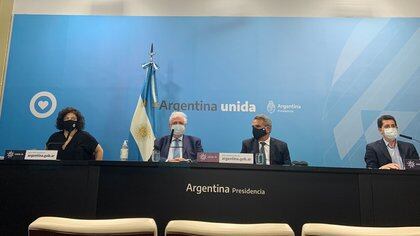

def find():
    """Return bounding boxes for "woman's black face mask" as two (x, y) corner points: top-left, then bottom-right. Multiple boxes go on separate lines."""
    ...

(63, 120), (77, 132)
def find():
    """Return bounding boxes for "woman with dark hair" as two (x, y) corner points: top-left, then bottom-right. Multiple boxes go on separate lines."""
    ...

(46, 107), (103, 160)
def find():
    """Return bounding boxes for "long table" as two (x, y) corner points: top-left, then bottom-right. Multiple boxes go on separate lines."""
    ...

(1, 160), (420, 235)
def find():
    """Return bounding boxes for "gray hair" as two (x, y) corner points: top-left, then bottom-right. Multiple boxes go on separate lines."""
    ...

(254, 114), (272, 128)
(169, 111), (188, 124)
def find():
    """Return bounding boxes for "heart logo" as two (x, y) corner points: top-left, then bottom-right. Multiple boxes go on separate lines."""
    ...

(30, 92), (57, 118)
(37, 100), (49, 110)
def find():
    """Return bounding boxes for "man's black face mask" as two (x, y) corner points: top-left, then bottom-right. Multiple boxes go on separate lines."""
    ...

(252, 126), (267, 140)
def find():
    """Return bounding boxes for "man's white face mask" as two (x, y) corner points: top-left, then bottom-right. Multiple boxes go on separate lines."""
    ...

(171, 124), (185, 136)
(383, 127), (398, 140)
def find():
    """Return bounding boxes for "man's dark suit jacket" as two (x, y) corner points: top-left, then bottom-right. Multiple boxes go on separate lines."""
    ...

(154, 135), (203, 161)
(241, 137), (291, 165)
(364, 139), (419, 169)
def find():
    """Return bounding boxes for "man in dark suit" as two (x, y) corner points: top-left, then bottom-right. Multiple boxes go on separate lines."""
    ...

(154, 111), (203, 162)
(241, 114), (291, 165)
(365, 115), (419, 169)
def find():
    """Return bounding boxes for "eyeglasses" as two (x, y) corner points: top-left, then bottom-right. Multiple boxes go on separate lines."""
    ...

(171, 121), (185, 125)
(64, 117), (77, 121)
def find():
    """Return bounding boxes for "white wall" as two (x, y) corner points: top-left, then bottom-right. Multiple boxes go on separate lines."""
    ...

(12, 0), (420, 17)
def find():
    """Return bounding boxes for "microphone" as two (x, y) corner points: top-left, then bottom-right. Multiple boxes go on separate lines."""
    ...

(167, 129), (175, 160)
(399, 134), (420, 143)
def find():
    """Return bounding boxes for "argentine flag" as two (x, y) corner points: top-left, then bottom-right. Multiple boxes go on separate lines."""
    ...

(129, 45), (159, 161)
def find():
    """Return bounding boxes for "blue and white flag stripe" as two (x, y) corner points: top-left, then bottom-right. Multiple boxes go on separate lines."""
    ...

(129, 49), (159, 161)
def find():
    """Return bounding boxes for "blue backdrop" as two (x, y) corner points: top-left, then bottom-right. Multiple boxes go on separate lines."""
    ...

(1, 15), (419, 167)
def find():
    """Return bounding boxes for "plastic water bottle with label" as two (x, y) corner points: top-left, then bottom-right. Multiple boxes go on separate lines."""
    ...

(255, 152), (265, 165)
(120, 140), (129, 161)
(152, 149), (161, 162)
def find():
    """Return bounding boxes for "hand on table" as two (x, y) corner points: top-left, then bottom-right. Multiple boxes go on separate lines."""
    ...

(379, 163), (400, 170)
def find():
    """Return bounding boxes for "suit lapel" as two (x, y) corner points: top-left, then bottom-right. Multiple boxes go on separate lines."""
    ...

(379, 139), (392, 161)
(182, 135), (188, 158)
(397, 141), (407, 160)
(252, 139), (259, 154)
(269, 139), (275, 165)
(161, 136), (171, 159)
(251, 139), (259, 164)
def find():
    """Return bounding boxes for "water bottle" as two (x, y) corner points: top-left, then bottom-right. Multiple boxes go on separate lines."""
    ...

(152, 149), (161, 162)
(120, 140), (129, 161)
(255, 152), (265, 165)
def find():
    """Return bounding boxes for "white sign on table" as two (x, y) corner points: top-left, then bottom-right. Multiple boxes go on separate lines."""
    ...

(219, 153), (254, 164)
(24, 150), (58, 160)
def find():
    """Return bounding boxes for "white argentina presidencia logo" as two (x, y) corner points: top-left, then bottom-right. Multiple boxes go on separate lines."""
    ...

(266, 100), (302, 113)
(29, 91), (57, 118)
(267, 100), (276, 114)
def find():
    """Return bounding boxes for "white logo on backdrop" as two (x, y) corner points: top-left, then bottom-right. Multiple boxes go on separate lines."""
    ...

(267, 100), (276, 114)
(266, 100), (302, 113)
(29, 91), (57, 118)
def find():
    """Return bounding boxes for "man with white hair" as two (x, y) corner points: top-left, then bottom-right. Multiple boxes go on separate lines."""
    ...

(153, 111), (203, 162)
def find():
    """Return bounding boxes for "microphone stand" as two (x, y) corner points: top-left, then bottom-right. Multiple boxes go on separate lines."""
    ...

(167, 129), (175, 160)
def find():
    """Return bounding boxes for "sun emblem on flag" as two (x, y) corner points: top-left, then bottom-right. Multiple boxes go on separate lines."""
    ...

(136, 125), (151, 139)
